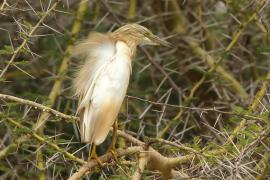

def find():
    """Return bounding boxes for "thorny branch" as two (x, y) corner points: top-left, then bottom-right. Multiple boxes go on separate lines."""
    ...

(1, 0), (270, 179)
(0, 94), (77, 122)
(0, 93), (267, 123)
(0, 1), (60, 78)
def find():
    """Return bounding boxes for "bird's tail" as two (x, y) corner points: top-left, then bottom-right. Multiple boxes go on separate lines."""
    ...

(79, 104), (94, 143)
(79, 99), (118, 145)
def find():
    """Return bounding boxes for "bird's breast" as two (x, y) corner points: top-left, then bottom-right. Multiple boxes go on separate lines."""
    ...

(103, 59), (130, 89)
(103, 41), (131, 88)
(92, 41), (132, 101)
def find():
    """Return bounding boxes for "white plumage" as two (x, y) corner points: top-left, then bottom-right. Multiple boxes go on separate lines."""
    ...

(73, 33), (131, 145)
(72, 24), (169, 146)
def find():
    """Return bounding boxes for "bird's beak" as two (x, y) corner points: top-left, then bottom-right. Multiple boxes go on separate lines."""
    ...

(149, 35), (172, 47)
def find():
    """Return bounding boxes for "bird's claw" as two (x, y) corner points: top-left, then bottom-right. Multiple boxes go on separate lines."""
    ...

(89, 154), (103, 167)
(89, 144), (103, 167)
(107, 146), (118, 162)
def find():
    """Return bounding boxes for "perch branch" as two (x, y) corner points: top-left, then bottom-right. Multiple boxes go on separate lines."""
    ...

(68, 146), (143, 180)
(131, 151), (149, 180)
(69, 129), (230, 179)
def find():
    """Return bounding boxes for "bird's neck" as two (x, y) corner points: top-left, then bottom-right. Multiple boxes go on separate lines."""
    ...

(114, 40), (137, 60)
(124, 40), (137, 59)
(110, 34), (138, 59)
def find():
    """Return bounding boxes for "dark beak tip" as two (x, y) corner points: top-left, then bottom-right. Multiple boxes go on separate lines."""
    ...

(150, 35), (172, 47)
(160, 40), (172, 47)
(158, 38), (172, 47)
(164, 42), (172, 47)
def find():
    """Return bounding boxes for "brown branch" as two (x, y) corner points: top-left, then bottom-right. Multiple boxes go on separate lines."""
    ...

(117, 130), (229, 179)
(131, 151), (149, 180)
(149, 138), (200, 154)
(68, 146), (143, 180)
(0, 94), (77, 122)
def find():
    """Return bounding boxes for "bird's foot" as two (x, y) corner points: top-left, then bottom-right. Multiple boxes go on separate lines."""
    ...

(106, 145), (118, 162)
(107, 119), (118, 161)
(89, 152), (103, 167)
(89, 144), (103, 167)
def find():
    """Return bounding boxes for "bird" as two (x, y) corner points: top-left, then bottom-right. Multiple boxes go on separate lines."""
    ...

(72, 23), (170, 161)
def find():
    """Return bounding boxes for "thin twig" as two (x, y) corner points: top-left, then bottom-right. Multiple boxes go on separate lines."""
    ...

(0, 94), (77, 122)
(0, 1), (60, 78)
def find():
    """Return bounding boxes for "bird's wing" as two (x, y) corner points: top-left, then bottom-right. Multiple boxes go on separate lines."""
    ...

(72, 32), (132, 144)
(74, 41), (132, 144)
(72, 32), (116, 143)
(82, 94), (123, 145)
(72, 32), (116, 112)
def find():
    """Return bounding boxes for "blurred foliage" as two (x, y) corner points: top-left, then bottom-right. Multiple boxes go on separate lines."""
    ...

(0, 0), (270, 179)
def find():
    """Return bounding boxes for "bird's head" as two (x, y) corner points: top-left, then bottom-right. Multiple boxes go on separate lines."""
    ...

(112, 24), (171, 47)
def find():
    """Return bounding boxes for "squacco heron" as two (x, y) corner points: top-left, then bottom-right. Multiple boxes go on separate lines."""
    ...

(72, 23), (170, 161)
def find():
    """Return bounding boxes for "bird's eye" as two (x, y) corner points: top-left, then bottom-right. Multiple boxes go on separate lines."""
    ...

(145, 32), (151, 36)
(143, 37), (151, 42)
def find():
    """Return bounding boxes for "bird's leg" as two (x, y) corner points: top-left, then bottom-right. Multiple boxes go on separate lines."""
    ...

(107, 119), (118, 159)
(88, 143), (103, 166)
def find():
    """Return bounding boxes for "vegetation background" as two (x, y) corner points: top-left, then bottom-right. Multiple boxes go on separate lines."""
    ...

(0, 0), (270, 179)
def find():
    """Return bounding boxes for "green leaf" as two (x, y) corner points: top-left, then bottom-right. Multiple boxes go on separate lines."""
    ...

(12, 60), (29, 65)
(232, 106), (245, 114)
(0, 45), (14, 55)
(0, 78), (6, 82)
(23, 20), (33, 30)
